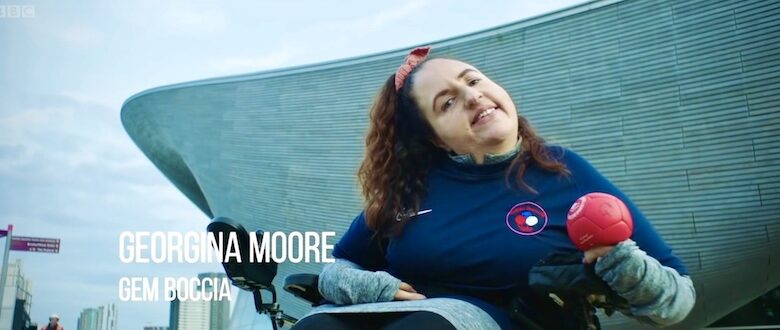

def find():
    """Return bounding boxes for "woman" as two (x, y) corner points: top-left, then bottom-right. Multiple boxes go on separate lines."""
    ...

(293, 47), (696, 329)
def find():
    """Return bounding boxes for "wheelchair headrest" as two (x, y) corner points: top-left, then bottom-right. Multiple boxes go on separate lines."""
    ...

(207, 216), (278, 291)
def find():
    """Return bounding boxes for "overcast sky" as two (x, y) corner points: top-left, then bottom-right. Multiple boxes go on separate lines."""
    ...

(0, 0), (588, 329)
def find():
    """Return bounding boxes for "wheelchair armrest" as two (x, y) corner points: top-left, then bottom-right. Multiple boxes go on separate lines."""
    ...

(284, 273), (323, 305)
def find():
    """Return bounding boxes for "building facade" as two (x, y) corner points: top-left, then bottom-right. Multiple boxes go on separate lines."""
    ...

(169, 298), (209, 330)
(0, 259), (33, 330)
(169, 273), (229, 330)
(76, 304), (117, 330)
(76, 308), (99, 330)
(199, 273), (229, 330)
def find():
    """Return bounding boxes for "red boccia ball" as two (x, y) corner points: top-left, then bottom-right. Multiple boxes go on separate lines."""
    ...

(566, 192), (634, 251)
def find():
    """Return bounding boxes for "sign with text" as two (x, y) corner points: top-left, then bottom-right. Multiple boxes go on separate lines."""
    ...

(11, 236), (60, 253)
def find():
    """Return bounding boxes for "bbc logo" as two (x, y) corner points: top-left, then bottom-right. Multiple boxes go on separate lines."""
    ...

(0, 5), (36, 18)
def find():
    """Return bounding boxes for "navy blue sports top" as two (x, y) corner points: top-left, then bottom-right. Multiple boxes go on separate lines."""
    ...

(333, 146), (688, 328)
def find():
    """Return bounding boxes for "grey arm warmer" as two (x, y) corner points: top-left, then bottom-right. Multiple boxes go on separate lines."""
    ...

(595, 239), (696, 327)
(318, 258), (402, 305)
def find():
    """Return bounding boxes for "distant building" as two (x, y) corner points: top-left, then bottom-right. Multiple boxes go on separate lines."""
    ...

(0, 259), (33, 330)
(77, 308), (99, 330)
(200, 273), (229, 330)
(76, 304), (117, 330)
(142, 327), (168, 330)
(169, 273), (229, 330)
(170, 297), (209, 330)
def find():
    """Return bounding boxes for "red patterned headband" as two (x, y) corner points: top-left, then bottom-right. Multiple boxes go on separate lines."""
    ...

(394, 46), (431, 92)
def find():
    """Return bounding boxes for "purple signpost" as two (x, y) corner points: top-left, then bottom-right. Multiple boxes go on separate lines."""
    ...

(10, 236), (60, 253)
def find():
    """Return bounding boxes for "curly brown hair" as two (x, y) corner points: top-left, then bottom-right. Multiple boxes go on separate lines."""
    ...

(358, 59), (569, 237)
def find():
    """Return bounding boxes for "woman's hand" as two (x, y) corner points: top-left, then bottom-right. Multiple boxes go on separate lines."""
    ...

(394, 282), (427, 301)
(583, 245), (615, 264)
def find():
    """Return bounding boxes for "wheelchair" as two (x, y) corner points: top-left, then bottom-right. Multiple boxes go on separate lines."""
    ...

(207, 217), (323, 330)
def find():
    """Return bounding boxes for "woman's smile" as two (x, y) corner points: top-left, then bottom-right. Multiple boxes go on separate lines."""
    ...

(471, 107), (501, 128)
(411, 58), (519, 160)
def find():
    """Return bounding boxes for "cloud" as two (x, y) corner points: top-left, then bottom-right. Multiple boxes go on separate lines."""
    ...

(55, 25), (105, 45)
(0, 105), (131, 176)
(160, 4), (228, 35)
(5, 9), (105, 48)
(59, 91), (117, 110)
(508, 0), (588, 20)
(320, 0), (429, 35)
(204, 0), (431, 75)
(113, 0), (229, 37)
(210, 44), (299, 73)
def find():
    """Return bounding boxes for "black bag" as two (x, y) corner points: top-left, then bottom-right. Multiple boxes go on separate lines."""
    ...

(519, 250), (630, 330)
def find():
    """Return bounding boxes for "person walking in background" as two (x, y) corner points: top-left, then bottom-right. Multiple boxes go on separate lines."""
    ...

(41, 314), (63, 330)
